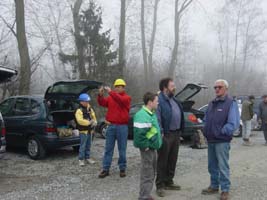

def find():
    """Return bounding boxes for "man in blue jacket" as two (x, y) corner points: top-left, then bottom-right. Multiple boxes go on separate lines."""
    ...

(202, 79), (240, 200)
(155, 78), (184, 197)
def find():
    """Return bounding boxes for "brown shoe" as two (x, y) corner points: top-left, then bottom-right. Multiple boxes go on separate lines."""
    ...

(120, 170), (126, 178)
(201, 187), (219, 195)
(220, 192), (229, 200)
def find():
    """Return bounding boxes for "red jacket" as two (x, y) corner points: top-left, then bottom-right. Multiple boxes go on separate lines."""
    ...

(97, 91), (131, 125)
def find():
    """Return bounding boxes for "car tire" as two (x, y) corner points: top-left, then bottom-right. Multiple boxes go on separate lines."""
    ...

(100, 124), (108, 139)
(27, 136), (46, 160)
(72, 145), (80, 152)
(233, 125), (242, 137)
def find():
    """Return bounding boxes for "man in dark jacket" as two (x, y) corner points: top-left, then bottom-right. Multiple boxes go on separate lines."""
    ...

(155, 78), (184, 197)
(202, 79), (240, 200)
(241, 95), (255, 146)
(259, 95), (267, 145)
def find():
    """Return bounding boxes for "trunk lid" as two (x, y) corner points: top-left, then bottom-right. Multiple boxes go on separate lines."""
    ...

(0, 66), (17, 83)
(44, 80), (102, 100)
(175, 83), (207, 102)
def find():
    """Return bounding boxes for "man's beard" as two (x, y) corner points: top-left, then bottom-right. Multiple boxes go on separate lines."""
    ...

(167, 90), (175, 98)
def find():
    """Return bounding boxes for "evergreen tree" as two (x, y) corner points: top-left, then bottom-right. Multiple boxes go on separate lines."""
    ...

(60, 0), (117, 80)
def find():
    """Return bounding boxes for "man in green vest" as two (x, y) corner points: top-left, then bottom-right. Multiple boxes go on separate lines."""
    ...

(133, 92), (162, 200)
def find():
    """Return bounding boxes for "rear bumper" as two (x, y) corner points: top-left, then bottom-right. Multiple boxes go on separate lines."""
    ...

(182, 124), (204, 137)
(38, 134), (80, 150)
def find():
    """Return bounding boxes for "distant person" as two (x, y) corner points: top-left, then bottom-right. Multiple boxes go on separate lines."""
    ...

(259, 95), (267, 145)
(97, 79), (131, 178)
(202, 79), (240, 200)
(75, 93), (97, 166)
(155, 78), (184, 197)
(241, 95), (255, 146)
(133, 92), (162, 200)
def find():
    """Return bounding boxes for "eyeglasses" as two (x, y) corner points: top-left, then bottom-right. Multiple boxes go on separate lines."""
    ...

(214, 86), (224, 90)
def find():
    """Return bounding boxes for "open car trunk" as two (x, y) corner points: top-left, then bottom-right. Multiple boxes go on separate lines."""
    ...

(44, 80), (102, 137)
(48, 110), (78, 138)
(176, 83), (208, 119)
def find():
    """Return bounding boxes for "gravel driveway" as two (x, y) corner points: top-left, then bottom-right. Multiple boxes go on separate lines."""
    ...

(1, 131), (267, 200)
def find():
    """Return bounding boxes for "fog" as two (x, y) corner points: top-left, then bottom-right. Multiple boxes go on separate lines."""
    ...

(0, 0), (267, 106)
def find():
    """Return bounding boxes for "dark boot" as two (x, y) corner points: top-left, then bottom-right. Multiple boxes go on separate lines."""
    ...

(165, 183), (181, 190)
(156, 188), (165, 197)
(120, 170), (126, 178)
(98, 170), (109, 178)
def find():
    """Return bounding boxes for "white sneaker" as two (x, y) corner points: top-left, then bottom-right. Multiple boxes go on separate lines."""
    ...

(86, 158), (96, 164)
(79, 160), (85, 166)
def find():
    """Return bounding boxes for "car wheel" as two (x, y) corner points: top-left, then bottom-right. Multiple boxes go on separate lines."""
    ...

(27, 136), (46, 160)
(233, 125), (242, 137)
(100, 124), (108, 139)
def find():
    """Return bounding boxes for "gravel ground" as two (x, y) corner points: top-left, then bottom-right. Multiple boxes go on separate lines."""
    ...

(1, 131), (267, 200)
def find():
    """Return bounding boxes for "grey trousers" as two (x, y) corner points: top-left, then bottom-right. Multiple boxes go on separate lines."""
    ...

(139, 149), (157, 200)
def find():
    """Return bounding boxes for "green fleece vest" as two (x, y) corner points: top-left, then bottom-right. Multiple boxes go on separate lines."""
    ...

(133, 106), (162, 150)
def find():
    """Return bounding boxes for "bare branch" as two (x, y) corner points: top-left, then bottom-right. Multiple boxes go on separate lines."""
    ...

(0, 16), (17, 37)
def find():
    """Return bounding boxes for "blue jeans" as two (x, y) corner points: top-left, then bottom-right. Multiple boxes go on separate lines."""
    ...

(103, 125), (128, 171)
(208, 142), (231, 192)
(79, 133), (92, 160)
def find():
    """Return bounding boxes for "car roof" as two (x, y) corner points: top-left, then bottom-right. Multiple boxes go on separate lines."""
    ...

(5, 95), (44, 102)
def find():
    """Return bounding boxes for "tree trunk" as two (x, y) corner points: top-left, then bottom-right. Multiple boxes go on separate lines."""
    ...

(141, 0), (148, 81)
(73, 0), (87, 79)
(168, 0), (180, 78)
(118, 0), (126, 78)
(168, 0), (193, 78)
(148, 0), (160, 80)
(15, 0), (31, 95)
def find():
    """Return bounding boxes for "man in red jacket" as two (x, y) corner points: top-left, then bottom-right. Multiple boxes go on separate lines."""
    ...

(98, 79), (131, 178)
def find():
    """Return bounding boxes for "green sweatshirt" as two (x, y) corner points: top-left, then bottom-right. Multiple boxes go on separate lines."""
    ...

(133, 106), (162, 150)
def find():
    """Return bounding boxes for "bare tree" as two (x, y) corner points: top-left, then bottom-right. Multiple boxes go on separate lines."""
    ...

(140, 0), (160, 83)
(118, 0), (126, 77)
(140, 0), (148, 81)
(168, 0), (194, 78)
(72, 0), (86, 79)
(15, 0), (31, 95)
(148, 0), (160, 80)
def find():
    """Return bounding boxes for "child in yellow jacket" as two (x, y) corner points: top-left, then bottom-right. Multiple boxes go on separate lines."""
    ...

(75, 93), (97, 166)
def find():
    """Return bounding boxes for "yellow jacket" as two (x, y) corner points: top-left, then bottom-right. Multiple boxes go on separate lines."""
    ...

(75, 105), (97, 134)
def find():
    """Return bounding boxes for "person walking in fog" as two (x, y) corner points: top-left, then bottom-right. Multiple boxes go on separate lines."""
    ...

(155, 78), (184, 197)
(133, 92), (162, 200)
(241, 95), (255, 146)
(202, 79), (240, 200)
(259, 95), (267, 145)
(97, 79), (131, 178)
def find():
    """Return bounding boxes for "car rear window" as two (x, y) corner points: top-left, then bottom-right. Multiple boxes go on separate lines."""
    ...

(13, 98), (30, 116)
(0, 98), (15, 116)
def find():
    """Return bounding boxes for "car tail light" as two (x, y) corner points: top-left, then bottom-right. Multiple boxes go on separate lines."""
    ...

(1, 127), (6, 136)
(188, 114), (198, 123)
(45, 124), (56, 133)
